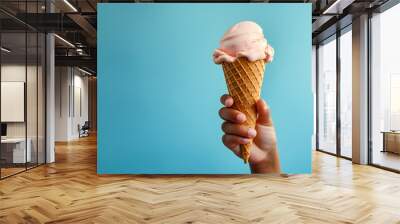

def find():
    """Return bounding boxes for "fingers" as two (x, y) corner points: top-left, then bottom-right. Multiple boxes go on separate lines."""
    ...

(220, 94), (234, 107)
(222, 134), (250, 154)
(219, 94), (246, 123)
(219, 107), (246, 123)
(220, 95), (272, 126)
(256, 99), (273, 126)
(221, 122), (257, 138)
(220, 94), (254, 158)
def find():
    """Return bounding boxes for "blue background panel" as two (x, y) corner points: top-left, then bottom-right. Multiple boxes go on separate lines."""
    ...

(98, 4), (312, 174)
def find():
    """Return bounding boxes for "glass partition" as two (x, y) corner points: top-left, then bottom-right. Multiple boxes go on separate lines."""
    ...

(38, 32), (45, 165)
(0, 1), (46, 179)
(1, 31), (28, 177)
(27, 31), (38, 169)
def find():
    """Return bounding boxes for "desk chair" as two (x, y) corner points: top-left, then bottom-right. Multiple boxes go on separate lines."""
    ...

(79, 121), (90, 138)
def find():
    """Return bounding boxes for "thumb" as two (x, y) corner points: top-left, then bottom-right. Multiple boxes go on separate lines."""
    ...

(256, 99), (273, 127)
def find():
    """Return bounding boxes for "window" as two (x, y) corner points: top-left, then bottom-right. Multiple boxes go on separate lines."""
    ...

(339, 28), (352, 158)
(390, 75), (400, 130)
(317, 36), (337, 154)
(371, 3), (400, 171)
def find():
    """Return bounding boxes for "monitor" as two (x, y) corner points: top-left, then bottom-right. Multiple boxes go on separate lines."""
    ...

(1, 123), (7, 137)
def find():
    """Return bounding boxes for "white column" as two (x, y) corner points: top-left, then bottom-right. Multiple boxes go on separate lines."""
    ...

(352, 14), (369, 164)
(46, 33), (55, 163)
(46, 1), (55, 163)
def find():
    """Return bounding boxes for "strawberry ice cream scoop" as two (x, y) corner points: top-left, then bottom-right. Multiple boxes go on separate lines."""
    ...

(213, 21), (274, 64)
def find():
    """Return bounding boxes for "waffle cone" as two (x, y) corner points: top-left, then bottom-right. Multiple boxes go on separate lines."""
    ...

(222, 57), (265, 163)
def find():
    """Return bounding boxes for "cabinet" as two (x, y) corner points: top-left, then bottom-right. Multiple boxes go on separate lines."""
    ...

(382, 132), (400, 154)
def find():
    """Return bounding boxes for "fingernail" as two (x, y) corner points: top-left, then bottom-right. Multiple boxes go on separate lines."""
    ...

(225, 98), (233, 106)
(236, 114), (246, 122)
(241, 138), (250, 144)
(248, 128), (257, 138)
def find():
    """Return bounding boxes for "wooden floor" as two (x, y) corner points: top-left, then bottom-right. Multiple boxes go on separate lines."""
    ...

(372, 150), (400, 171)
(1, 135), (400, 224)
(0, 167), (26, 178)
(1, 163), (45, 178)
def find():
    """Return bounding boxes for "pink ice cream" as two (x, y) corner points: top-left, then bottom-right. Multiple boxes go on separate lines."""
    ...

(213, 21), (274, 64)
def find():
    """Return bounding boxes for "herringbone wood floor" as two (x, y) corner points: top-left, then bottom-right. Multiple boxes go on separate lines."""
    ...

(1, 134), (400, 224)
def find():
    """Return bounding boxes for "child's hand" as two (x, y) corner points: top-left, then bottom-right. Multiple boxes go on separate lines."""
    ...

(219, 94), (281, 173)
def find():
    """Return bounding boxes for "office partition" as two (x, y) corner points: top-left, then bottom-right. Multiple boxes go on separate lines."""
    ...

(0, 1), (47, 179)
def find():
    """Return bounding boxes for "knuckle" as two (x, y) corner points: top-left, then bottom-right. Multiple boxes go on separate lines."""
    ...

(233, 125), (244, 135)
(221, 122), (228, 132)
(221, 134), (227, 142)
(232, 124), (244, 135)
(227, 144), (236, 150)
(222, 135), (229, 146)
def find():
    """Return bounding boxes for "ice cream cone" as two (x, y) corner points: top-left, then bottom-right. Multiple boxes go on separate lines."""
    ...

(213, 21), (273, 163)
(222, 57), (265, 163)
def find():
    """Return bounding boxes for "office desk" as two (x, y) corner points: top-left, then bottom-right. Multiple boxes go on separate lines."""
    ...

(1, 138), (32, 163)
(382, 131), (400, 154)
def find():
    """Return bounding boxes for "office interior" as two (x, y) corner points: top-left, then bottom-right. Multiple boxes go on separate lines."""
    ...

(0, 0), (97, 179)
(315, 2), (400, 172)
(0, 0), (400, 222)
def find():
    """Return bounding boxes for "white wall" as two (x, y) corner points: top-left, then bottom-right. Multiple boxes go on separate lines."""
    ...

(71, 73), (89, 139)
(1, 65), (28, 140)
(55, 67), (89, 141)
(1, 64), (46, 164)
(55, 66), (70, 141)
(1, 65), (42, 137)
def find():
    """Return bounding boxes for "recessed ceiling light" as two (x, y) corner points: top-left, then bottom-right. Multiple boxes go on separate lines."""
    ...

(63, 0), (78, 12)
(54, 34), (75, 48)
(1, 47), (11, 53)
(78, 67), (93, 76)
(322, 0), (354, 15)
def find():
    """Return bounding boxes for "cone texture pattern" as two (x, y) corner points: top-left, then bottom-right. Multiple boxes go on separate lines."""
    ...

(222, 58), (265, 163)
